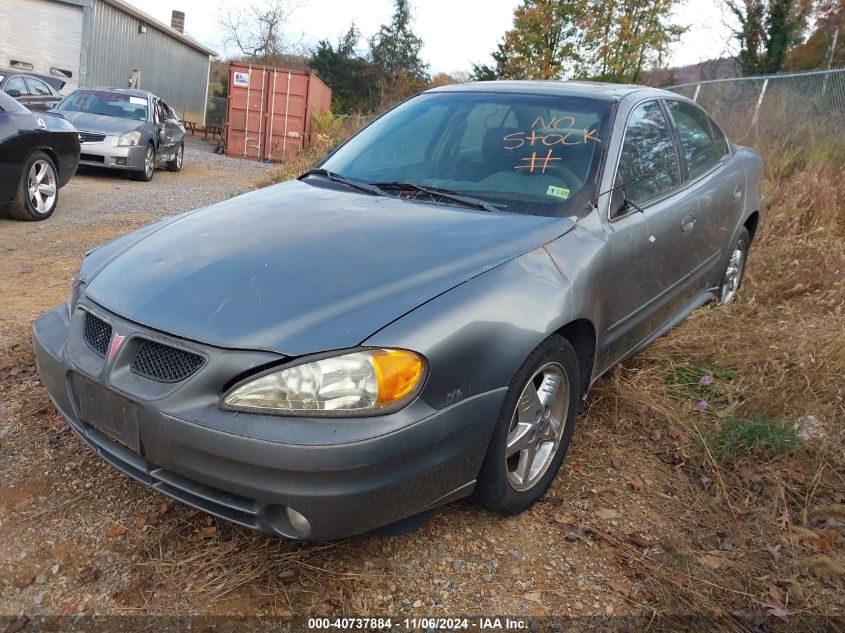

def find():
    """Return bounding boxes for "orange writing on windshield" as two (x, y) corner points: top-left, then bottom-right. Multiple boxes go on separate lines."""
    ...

(515, 149), (561, 174)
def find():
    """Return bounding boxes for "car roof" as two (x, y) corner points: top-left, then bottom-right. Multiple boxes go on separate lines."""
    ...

(0, 68), (65, 91)
(426, 80), (674, 101)
(77, 87), (156, 99)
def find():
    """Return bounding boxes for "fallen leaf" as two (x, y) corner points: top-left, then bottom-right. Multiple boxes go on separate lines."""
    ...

(133, 516), (148, 529)
(611, 458), (621, 471)
(278, 569), (297, 584)
(629, 475), (644, 492)
(553, 513), (577, 525)
(809, 529), (837, 553)
(650, 429), (662, 442)
(764, 544), (781, 561)
(697, 554), (724, 571)
(595, 508), (619, 521)
(0, 370), (10, 381)
(777, 508), (791, 529)
(106, 523), (126, 538)
(737, 465), (764, 484)
(608, 580), (631, 597)
(523, 591), (542, 603)
(667, 425), (689, 443)
(627, 533), (650, 548)
(3, 616), (29, 633)
(48, 414), (66, 429)
(13, 573), (35, 588)
(59, 600), (80, 615)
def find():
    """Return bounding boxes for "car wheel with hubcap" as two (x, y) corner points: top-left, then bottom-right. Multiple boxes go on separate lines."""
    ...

(7, 151), (59, 221)
(167, 142), (184, 172)
(474, 334), (580, 514)
(131, 144), (155, 181)
(719, 227), (750, 305)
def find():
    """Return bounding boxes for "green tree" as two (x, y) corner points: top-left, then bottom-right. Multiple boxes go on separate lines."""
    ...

(369, 0), (430, 106)
(474, 0), (684, 82)
(726, 0), (813, 75)
(309, 25), (380, 113)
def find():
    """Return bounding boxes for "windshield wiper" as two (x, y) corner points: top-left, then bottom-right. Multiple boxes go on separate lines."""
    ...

(371, 182), (499, 212)
(299, 169), (387, 197)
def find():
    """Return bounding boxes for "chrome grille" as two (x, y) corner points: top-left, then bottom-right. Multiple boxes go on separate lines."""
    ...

(131, 340), (204, 383)
(83, 312), (111, 357)
(78, 131), (106, 143)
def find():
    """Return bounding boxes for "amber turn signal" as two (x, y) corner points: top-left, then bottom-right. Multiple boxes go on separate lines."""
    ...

(372, 349), (425, 405)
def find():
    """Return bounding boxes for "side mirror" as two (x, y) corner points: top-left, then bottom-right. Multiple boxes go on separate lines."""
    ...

(609, 187), (628, 220)
(6, 89), (21, 98)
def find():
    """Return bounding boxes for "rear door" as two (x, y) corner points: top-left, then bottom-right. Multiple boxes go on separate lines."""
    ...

(664, 99), (743, 288)
(153, 98), (177, 157)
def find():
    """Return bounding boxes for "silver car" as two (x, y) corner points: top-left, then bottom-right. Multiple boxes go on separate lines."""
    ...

(55, 88), (185, 181)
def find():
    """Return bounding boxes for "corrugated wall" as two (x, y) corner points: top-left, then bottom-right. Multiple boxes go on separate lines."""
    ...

(87, 0), (210, 124)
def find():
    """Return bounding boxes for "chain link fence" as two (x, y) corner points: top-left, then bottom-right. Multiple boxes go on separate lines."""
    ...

(668, 68), (845, 149)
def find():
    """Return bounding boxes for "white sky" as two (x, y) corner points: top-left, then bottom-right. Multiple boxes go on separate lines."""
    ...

(126, 0), (736, 75)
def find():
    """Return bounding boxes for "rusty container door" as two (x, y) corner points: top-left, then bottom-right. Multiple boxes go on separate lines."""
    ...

(265, 68), (309, 161)
(226, 63), (268, 160)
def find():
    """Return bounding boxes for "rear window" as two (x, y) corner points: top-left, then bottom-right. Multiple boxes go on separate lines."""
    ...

(58, 90), (149, 122)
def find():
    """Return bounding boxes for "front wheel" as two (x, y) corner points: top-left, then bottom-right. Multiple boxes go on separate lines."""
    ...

(7, 151), (59, 221)
(167, 142), (184, 172)
(474, 335), (580, 515)
(130, 144), (155, 181)
(719, 227), (750, 305)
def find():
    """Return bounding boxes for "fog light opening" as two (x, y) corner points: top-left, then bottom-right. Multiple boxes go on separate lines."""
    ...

(285, 506), (311, 536)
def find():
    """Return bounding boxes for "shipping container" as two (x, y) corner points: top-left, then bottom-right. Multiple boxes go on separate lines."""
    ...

(225, 63), (332, 161)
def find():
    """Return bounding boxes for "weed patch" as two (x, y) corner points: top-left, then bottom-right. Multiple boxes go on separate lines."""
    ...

(705, 413), (802, 464)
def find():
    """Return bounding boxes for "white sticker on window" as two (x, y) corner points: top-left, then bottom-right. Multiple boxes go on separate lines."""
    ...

(129, 96), (146, 105)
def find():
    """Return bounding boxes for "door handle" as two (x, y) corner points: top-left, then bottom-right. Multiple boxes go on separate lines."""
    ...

(681, 213), (696, 232)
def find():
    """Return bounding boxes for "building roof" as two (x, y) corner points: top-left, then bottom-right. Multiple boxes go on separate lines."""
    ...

(428, 80), (664, 100)
(100, 0), (217, 57)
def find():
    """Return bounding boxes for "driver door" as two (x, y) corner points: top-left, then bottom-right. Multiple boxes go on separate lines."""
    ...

(153, 98), (177, 158)
(594, 99), (701, 370)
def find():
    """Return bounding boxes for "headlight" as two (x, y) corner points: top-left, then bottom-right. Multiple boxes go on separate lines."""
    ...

(68, 273), (83, 317)
(117, 131), (142, 146)
(223, 348), (426, 416)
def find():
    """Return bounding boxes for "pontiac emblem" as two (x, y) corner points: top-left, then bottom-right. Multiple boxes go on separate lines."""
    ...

(107, 333), (125, 363)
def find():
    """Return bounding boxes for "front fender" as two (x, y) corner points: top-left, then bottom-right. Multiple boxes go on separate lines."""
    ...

(363, 247), (572, 411)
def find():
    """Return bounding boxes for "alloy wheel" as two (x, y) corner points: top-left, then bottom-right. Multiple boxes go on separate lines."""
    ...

(720, 241), (745, 305)
(145, 146), (154, 178)
(27, 159), (57, 216)
(505, 362), (570, 492)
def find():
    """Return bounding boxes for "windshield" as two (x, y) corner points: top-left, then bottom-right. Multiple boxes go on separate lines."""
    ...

(320, 91), (615, 216)
(58, 90), (149, 122)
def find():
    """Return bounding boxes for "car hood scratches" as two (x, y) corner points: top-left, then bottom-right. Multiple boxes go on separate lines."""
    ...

(84, 180), (575, 355)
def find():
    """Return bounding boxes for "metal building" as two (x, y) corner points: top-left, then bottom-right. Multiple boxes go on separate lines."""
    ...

(0, 0), (216, 124)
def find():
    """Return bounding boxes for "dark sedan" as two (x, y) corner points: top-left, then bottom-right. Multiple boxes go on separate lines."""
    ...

(0, 90), (79, 221)
(0, 70), (65, 111)
(33, 81), (764, 539)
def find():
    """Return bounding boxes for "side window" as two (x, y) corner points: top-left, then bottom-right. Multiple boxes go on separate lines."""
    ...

(6, 76), (28, 95)
(25, 78), (51, 96)
(708, 115), (729, 157)
(618, 100), (681, 207)
(666, 100), (723, 179)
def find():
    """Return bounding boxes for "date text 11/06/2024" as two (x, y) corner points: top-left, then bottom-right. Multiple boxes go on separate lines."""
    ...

(307, 616), (530, 630)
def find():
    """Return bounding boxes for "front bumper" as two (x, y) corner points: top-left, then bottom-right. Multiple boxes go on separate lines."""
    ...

(78, 137), (147, 171)
(32, 303), (504, 539)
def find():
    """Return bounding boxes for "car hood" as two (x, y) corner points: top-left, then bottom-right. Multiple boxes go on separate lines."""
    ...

(85, 180), (574, 355)
(59, 110), (145, 134)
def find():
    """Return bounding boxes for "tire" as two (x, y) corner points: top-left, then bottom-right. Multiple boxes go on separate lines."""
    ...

(167, 142), (184, 172)
(474, 334), (580, 515)
(718, 227), (751, 305)
(130, 144), (155, 181)
(6, 151), (59, 221)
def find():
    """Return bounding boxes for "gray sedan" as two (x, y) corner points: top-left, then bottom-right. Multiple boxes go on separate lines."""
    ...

(55, 88), (185, 181)
(32, 81), (764, 540)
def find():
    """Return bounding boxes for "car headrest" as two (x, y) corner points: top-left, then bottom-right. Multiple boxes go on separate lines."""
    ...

(483, 126), (521, 166)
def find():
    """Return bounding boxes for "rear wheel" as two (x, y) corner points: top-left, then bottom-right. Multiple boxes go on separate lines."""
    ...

(474, 335), (580, 514)
(167, 142), (184, 172)
(719, 227), (750, 305)
(7, 151), (58, 221)
(130, 144), (155, 181)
